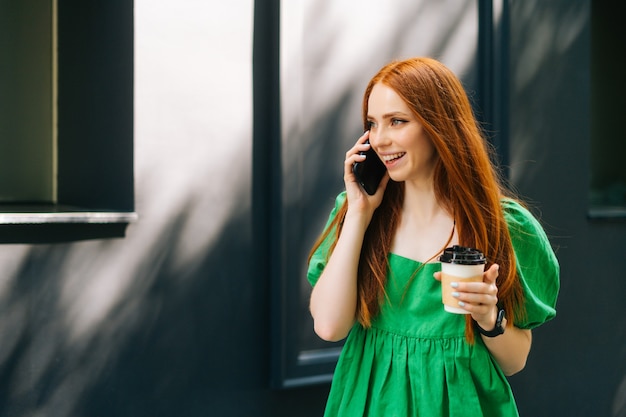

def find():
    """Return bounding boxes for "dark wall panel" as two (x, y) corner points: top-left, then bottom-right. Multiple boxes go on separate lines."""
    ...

(506, 1), (626, 416)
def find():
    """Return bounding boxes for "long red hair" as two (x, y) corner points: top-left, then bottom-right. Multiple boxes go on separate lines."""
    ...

(309, 57), (524, 342)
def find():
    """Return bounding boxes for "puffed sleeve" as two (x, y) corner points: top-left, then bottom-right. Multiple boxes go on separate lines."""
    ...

(307, 192), (347, 287)
(502, 199), (560, 329)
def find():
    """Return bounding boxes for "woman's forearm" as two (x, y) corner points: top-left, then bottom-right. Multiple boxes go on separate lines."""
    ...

(480, 320), (532, 376)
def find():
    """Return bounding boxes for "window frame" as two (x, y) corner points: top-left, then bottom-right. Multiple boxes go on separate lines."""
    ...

(0, 0), (136, 242)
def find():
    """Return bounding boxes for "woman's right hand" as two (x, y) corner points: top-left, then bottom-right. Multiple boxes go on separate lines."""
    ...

(344, 131), (389, 216)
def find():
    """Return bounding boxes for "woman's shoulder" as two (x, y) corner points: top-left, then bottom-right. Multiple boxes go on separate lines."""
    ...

(335, 190), (347, 206)
(500, 197), (530, 216)
(323, 191), (347, 222)
(499, 198), (542, 231)
(500, 196), (558, 273)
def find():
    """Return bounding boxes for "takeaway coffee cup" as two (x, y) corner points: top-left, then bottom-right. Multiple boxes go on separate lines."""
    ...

(439, 245), (487, 314)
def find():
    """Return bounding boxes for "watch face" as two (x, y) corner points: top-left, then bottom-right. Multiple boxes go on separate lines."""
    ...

(497, 309), (506, 325)
(495, 309), (506, 334)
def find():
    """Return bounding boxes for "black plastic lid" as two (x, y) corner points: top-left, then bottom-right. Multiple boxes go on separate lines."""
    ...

(439, 245), (486, 265)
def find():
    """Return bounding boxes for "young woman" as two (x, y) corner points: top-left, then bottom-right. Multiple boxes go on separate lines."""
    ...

(307, 57), (559, 416)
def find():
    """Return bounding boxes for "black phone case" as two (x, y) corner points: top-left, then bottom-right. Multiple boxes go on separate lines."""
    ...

(352, 142), (386, 195)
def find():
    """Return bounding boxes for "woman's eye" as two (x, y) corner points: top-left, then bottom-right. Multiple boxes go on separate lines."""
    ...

(366, 121), (376, 129)
(391, 119), (406, 126)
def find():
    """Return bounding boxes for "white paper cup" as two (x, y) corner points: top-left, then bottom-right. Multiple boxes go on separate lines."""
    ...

(439, 246), (486, 314)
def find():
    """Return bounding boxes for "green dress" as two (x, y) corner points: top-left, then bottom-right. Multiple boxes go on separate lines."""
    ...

(307, 192), (560, 417)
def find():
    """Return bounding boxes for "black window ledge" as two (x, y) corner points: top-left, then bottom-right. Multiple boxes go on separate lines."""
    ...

(0, 206), (137, 243)
(0, 208), (137, 224)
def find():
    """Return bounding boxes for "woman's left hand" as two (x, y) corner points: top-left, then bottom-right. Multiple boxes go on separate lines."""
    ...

(435, 263), (531, 376)
(434, 264), (501, 329)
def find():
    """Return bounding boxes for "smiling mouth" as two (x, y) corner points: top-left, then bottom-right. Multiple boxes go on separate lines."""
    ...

(381, 152), (406, 163)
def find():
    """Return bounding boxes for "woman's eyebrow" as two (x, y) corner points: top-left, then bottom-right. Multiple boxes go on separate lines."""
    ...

(367, 111), (410, 120)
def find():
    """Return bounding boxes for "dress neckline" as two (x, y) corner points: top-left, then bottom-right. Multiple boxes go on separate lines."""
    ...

(389, 252), (441, 266)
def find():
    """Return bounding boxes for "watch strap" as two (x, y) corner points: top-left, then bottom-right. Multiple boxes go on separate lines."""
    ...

(476, 308), (506, 337)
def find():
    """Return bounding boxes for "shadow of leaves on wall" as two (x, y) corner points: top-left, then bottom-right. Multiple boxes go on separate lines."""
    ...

(0, 184), (273, 416)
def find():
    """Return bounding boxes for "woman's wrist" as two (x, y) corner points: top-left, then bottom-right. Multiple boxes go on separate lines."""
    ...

(474, 305), (499, 332)
(344, 208), (373, 230)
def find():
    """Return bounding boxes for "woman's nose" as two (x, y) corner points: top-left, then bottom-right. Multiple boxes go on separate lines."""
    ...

(370, 128), (390, 149)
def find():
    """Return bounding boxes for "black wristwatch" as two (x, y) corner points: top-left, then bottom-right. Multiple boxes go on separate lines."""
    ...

(476, 308), (506, 337)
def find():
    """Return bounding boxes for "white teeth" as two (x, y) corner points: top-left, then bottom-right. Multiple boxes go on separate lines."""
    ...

(381, 152), (405, 162)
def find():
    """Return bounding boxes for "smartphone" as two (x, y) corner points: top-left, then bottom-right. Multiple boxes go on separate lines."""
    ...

(352, 140), (386, 195)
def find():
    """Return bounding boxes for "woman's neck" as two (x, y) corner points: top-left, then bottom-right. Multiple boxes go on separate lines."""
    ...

(401, 180), (450, 225)
(392, 180), (457, 263)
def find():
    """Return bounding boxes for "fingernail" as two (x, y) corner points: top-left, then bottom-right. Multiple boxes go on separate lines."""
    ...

(451, 282), (459, 288)
(451, 292), (460, 298)
(458, 301), (466, 307)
